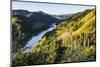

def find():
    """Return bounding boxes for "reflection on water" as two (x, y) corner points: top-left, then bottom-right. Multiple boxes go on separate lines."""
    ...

(23, 23), (56, 51)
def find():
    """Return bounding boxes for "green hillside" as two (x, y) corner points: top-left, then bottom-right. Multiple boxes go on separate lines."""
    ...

(11, 11), (59, 53)
(12, 9), (96, 66)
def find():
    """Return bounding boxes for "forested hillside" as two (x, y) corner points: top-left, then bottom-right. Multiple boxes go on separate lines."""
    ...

(11, 10), (59, 53)
(12, 9), (96, 66)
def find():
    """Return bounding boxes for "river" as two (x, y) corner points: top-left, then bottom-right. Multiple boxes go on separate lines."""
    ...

(23, 23), (56, 51)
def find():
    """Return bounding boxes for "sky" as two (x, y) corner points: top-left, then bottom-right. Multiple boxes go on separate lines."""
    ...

(12, 1), (95, 15)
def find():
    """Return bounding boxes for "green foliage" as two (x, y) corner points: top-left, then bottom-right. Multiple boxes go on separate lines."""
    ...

(11, 11), (58, 53)
(12, 9), (96, 66)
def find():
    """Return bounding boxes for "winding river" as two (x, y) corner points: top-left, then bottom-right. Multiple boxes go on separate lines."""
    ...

(23, 23), (56, 51)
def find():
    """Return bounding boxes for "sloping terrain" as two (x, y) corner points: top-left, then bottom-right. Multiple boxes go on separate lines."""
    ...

(11, 10), (59, 53)
(12, 9), (96, 66)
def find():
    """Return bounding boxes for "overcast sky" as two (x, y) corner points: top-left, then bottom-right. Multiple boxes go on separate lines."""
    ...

(12, 1), (95, 15)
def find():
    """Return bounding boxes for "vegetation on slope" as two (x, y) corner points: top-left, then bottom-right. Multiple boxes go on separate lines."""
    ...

(11, 10), (59, 53)
(12, 9), (96, 66)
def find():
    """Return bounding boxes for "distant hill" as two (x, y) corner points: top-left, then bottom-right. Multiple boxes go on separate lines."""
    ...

(27, 11), (59, 24)
(12, 10), (31, 16)
(52, 14), (73, 21)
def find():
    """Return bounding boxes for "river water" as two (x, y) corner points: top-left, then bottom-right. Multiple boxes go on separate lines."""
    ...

(23, 23), (56, 51)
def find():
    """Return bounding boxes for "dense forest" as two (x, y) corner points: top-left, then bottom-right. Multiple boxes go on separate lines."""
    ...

(12, 9), (96, 66)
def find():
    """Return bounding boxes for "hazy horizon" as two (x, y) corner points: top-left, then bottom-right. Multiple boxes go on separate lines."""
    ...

(12, 1), (95, 15)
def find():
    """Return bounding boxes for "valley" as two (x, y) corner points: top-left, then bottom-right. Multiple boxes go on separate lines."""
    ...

(12, 9), (96, 66)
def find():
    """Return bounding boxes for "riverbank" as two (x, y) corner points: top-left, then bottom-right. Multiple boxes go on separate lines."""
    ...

(23, 23), (56, 51)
